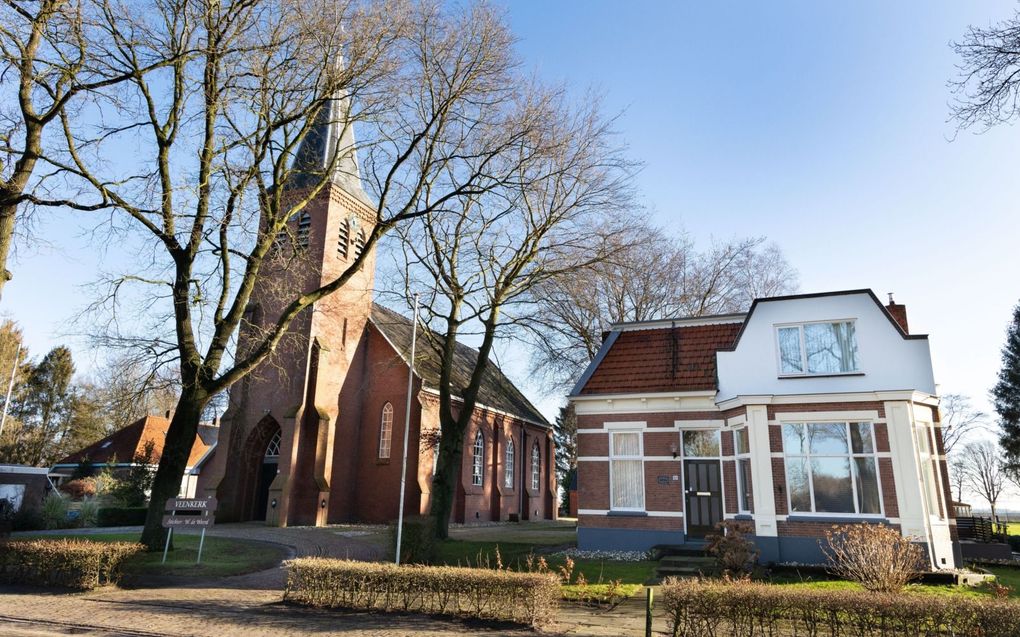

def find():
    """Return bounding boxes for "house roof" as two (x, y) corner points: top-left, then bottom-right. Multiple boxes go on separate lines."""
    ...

(369, 304), (549, 427)
(54, 415), (218, 469)
(574, 322), (743, 396)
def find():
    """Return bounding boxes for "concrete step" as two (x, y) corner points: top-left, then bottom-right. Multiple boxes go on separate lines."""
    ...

(651, 543), (709, 559)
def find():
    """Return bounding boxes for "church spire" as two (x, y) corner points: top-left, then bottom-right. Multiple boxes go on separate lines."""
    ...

(289, 74), (371, 205)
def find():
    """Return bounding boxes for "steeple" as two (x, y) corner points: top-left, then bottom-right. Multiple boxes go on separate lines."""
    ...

(289, 83), (372, 206)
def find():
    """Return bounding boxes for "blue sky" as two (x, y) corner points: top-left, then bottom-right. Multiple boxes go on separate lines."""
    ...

(4, 2), (1020, 455)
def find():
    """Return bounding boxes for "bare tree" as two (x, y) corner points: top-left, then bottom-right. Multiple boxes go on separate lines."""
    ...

(524, 224), (798, 391)
(40, 0), (554, 548)
(393, 88), (634, 538)
(0, 0), (169, 301)
(939, 393), (990, 456)
(959, 440), (1008, 520)
(950, 10), (1020, 130)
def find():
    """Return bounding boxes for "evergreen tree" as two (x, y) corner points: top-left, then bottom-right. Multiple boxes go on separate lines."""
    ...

(14, 346), (75, 466)
(553, 405), (577, 489)
(994, 301), (1020, 469)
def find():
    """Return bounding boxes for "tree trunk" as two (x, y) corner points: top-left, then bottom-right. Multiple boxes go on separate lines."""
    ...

(139, 387), (209, 550)
(430, 410), (465, 540)
(0, 202), (15, 301)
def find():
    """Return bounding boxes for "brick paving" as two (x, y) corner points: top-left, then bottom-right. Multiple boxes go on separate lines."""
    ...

(2, 524), (667, 636)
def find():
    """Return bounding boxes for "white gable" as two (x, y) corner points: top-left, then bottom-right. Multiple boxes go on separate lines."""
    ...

(716, 291), (935, 401)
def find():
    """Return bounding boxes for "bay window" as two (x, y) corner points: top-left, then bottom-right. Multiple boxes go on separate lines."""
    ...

(735, 427), (752, 513)
(777, 320), (859, 375)
(782, 422), (881, 515)
(915, 423), (944, 519)
(610, 431), (644, 510)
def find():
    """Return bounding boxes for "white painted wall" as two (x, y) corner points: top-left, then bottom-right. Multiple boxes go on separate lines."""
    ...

(717, 293), (935, 401)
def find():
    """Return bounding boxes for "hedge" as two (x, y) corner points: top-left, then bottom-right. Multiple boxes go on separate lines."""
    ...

(96, 507), (148, 527)
(661, 577), (1020, 637)
(0, 538), (144, 590)
(284, 558), (560, 627)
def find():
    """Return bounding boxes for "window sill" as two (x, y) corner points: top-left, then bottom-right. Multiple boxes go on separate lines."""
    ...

(778, 372), (865, 379)
(734, 513), (753, 520)
(785, 515), (888, 523)
(607, 510), (648, 517)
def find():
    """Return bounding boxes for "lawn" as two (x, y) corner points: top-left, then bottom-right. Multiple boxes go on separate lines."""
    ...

(769, 566), (1020, 600)
(1007, 522), (1020, 536)
(22, 532), (287, 578)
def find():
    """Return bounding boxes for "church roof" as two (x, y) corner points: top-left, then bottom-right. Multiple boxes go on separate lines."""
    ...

(288, 87), (374, 208)
(370, 304), (550, 428)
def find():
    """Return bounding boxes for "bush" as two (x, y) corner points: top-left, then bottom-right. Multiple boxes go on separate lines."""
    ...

(0, 499), (13, 538)
(389, 515), (437, 564)
(285, 558), (560, 627)
(12, 505), (43, 531)
(40, 493), (69, 530)
(60, 478), (97, 500)
(661, 577), (1020, 637)
(821, 523), (925, 593)
(96, 507), (148, 527)
(0, 538), (144, 590)
(705, 520), (758, 578)
(77, 499), (99, 528)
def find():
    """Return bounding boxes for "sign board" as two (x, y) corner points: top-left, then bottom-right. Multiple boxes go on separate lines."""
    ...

(162, 514), (214, 528)
(165, 497), (217, 512)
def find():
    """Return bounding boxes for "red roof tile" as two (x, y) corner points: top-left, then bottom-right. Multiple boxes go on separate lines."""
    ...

(55, 415), (215, 468)
(579, 323), (742, 395)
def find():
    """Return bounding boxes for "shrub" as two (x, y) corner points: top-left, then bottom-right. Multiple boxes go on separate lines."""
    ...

(285, 558), (560, 627)
(40, 493), (69, 530)
(660, 577), (1020, 637)
(77, 499), (99, 528)
(12, 505), (43, 531)
(705, 520), (758, 578)
(389, 515), (436, 564)
(821, 523), (925, 593)
(0, 538), (144, 590)
(0, 499), (13, 538)
(96, 507), (148, 527)
(60, 478), (98, 500)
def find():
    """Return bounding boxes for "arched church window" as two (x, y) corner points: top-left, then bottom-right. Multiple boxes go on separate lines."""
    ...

(531, 442), (541, 491)
(296, 212), (312, 249)
(378, 403), (393, 459)
(265, 429), (282, 459)
(471, 432), (484, 486)
(337, 218), (350, 258)
(504, 438), (515, 488)
(353, 229), (366, 259)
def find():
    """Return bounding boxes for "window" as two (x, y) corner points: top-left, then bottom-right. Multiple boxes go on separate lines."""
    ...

(610, 431), (644, 510)
(915, 423), (944, 519)
(337, 218), (350, 258)
(504, 438), (515, 488)
(471, 432), (484, 486)
(353, 229), (366, 259)
(296, 212), (312, 249)
(378, 403), (393, 459)
(265, 429), (281, 458)
(531, 442), (541, 491)
(734, 427), (752, 513)
(682, 430), (720, 457)
(782, 422), (881, 515)
(777, 321), (859, 375)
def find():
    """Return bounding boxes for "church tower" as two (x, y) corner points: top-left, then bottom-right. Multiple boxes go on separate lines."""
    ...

(204, 83), (377, 526)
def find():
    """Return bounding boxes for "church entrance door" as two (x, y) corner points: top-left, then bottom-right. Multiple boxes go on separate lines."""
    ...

(253, 428), (281, 522)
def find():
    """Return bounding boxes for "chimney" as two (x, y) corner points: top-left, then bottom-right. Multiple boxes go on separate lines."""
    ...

(886, 293), (909, 334)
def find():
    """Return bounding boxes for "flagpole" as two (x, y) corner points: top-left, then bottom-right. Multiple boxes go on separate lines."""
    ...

(395, 293), (419, 565)
(0, 343), (20, 440)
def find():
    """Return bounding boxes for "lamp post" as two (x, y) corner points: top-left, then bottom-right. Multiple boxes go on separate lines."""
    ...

(395, 293), (419, 565)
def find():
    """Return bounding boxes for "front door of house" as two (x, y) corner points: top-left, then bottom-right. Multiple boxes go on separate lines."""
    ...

(684, 459), (722, 538)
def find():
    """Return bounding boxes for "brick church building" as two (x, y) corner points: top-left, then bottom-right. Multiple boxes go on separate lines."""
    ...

(200, 90), (555, 527)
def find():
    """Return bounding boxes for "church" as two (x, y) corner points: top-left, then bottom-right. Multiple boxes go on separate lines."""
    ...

(199, 90), (556, 527)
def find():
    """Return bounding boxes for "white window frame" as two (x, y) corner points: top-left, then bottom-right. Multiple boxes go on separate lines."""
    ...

(504, 438), (515, 489)
(775, 319), (861, 377)
(733, 427), (752, 514)
(914, 422), (946, 521)
(609, 429), (645, 512)
(471, 432), (484, 486)
(531, 442), (541, 491)
(378, 403), (393, 459)
(782, 421), (884, 518)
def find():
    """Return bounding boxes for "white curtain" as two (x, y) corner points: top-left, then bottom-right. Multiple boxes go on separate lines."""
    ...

(611, 432), (643, 509)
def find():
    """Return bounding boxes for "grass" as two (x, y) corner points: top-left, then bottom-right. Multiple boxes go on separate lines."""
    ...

(768, 566), (1020, 600)
(21, 532), (286, 578)
(1007, 522), (1020, 536)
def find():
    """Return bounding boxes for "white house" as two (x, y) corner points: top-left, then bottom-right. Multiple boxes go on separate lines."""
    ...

(569, 289), (957, 569)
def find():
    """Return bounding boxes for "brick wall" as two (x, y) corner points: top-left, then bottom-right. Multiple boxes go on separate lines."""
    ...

(778, 520), (901, 537)
(578, 514), (678, 530)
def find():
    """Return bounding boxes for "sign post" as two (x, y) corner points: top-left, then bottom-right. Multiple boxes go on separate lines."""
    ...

(162, 497), (217, 564)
